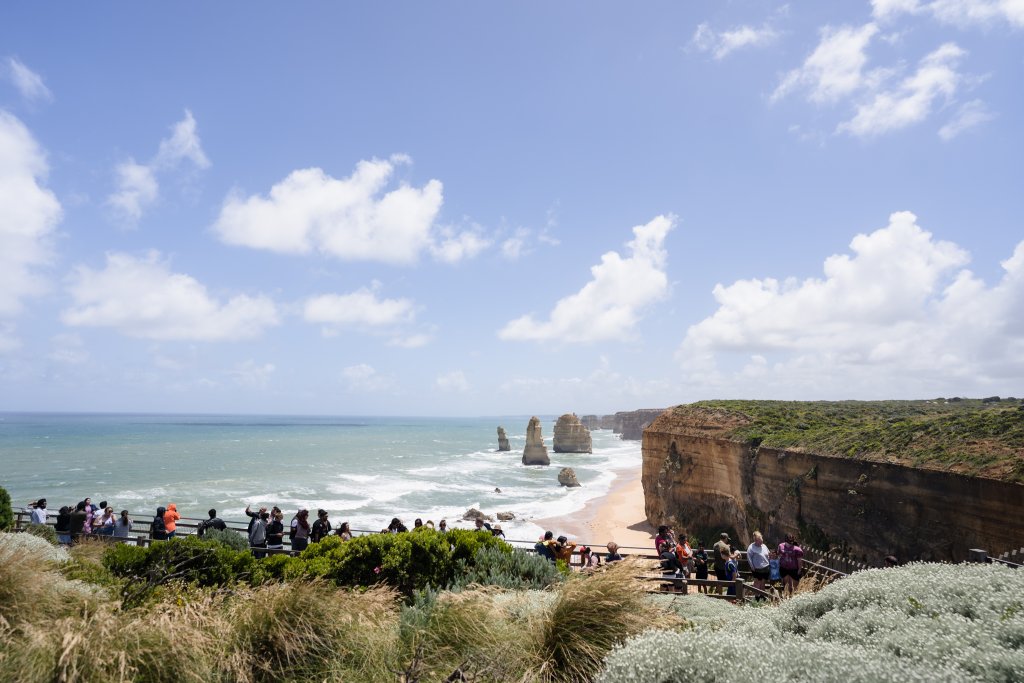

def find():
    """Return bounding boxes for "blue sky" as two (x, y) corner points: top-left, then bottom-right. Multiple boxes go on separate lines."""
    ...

(1, 1), (1022, 415)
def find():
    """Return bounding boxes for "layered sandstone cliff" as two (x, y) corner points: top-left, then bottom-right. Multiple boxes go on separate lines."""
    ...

(643, 404), (1024, 563)
(496, 426), (510, 452)
(579, 409), (667, 439)
(522, 416), (550, 466)
(553, 413), (592, 453)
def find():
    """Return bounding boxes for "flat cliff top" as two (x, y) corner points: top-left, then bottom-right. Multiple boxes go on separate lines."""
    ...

(656, 399), (1024, 483)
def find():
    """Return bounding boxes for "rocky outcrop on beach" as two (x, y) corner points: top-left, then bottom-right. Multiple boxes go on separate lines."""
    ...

(522, 416), (550, 465)
(462, 508), (492, 521)
(497, 426), (510, 452)
(557, 467), (581, 487)
(496, 511), (515, 521)
(553, 413), (592, 453)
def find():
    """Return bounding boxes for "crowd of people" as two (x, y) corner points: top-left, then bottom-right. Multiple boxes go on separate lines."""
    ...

(533, 530), (624, 568)
(25, 497), (135, 545)
(653, 524), (807, 596)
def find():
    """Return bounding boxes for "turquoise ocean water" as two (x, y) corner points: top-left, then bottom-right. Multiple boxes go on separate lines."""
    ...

(0, 413), (640, 543)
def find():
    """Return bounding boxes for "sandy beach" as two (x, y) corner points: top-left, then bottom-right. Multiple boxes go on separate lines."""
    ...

(535, 464), (655, 553)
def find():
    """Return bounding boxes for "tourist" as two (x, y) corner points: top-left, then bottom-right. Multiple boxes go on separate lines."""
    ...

(712, 533), (731, 581)
(245, 505), (268, 536)
(29, 498), (48, 525)
(554, 535), (577, 564)
(747, 531), (771, 592)
(388, 517), (407, 533)
(425, 520), (435, 530)
(693, 541), (709, 593)
(474, 517), (492, 533)
(654, 525), (673, 553)
(69, 502), (87, 542)
(438, 519), (448, 532)
(769, 549), (781, 584)
(724, 549), (740, 597)
(197, 509), (227, 537)
(82, 500), (94, 535)
(249, 510), (269, 558)
(150, 506), (168, 541)
(311, 509), (332, 543)
(884, 555), (899, 568)
(605, 541), (623, 563)
(778, 534), (804, 596)
(266, 510), (285, 552)
(163, 503), (181, 539)
(337, 521), (352, 541)
(291, 508), (312, 551)
(535, 531), (557, 563)
(414, 518), (423, 529)
(113, 510), (132, 538)
(580, 546), (601, 569)
(658, 541), (684, 576)
(96, 506), (116, 536)
(55, 506), (73, 545)
(675, 533), (693, 576)
(490, 523), (505, 538)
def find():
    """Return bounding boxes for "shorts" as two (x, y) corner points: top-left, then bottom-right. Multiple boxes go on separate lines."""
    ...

(780, 566), (801, 580)
(752, 567), (770, 580)
(714, 566), (727, 581)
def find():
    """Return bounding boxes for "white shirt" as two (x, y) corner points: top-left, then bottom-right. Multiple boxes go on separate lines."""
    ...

(31, 507), (47, 525)
(747, 541), (771, 570)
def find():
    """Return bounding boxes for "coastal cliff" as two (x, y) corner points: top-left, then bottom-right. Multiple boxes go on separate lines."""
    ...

(642, 400), (1024, 563)
(580, 409), (666, 440)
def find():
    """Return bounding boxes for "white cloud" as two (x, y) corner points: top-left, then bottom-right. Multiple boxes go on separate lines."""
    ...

(229, 360), (275, 389)
(679, 211), (1024, 396)
(498, 215), (674, 343)
(838, 42), (965, 137)
(213, 155), (446, 265)
(501, 235), (526, 260)
(341, 363), (396, 392)
(872, 0), (1024, 28)
(107, 160), (158, 223)
(303, 286), (415, 330)
(0, 111), (62, 317)
(938, 98), (995, 140)
(107, 110), (209, 224)
(435, 370), (470, 393)
(5, 58), (53, 103)
(62, 251), (279, 341)
(691, 22), (781, 59)
(499, 227), (559, 261)
(388, 333), (432, 349)
(429, 226), (491, 263)
(772, 23), (880, 104)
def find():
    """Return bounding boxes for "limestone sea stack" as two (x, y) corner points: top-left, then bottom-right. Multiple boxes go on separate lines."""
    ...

(497, 426), (511, 451)
(522, 416), (550, 465)
(558, 467), (581, 487)
(552, 413), (592, 453)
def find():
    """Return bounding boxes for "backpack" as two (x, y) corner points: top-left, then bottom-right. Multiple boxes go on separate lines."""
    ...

(150, 515), (167, 540)
(289, 520), (297, 540)
(249, 519), (267, 546)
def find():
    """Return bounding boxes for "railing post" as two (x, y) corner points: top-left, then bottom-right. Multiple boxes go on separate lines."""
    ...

(968, 549), (989, 563)
(735, 579), (745, 600)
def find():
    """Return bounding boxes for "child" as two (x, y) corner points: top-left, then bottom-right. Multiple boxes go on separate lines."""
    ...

(724, 549), (739, 596)
(693, 541), (709, 593)
(769, 549), (781, 583)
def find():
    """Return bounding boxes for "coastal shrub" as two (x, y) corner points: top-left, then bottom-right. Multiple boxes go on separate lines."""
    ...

(450, 545), (563, 591)
(0, 486), (12, 531)
(104, 536), (259, 588)
(259, 552), (307, 582)
(321, 529), (453, 595)
(445, 527), (508, 566)
(599, 563), (1024, 683)
(204, 526), (250, 552)
(23, 522), (59, 545)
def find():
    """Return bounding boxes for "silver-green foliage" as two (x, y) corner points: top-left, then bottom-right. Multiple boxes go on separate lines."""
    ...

(600, 563), (1024, 683)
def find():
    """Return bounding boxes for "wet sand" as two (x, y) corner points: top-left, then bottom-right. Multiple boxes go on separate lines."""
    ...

(535, 464), (655, 553)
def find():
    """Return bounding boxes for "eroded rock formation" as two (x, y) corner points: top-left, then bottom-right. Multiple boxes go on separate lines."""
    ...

(497, 426), (510, 452)
(497, 511), (515, 521)
(558, 467), (581, 487)
(522, 416), (550, 465)
(642, 407), (1024, 564)
(553, 413), (592, 453)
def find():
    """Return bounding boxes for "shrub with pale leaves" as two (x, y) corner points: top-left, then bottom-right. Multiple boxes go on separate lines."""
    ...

(600, 563), (1024, 683)
(0, 531), (69, 564)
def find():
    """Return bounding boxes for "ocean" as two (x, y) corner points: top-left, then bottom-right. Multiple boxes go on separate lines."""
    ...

(0, 413), (640, 544)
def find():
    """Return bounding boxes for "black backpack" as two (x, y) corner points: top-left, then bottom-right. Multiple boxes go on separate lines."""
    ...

(151, 507), (167, 540)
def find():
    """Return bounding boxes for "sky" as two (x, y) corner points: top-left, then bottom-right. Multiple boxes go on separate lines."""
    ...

(0, 1), (1022, 416)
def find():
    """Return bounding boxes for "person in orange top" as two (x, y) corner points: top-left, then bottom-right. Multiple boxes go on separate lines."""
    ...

(554, 535), (577, 564)
(675, 533), (694, 576)
(163, 503), (181, 539)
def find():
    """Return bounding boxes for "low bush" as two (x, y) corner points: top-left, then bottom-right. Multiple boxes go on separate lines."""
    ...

(203, 527), (250, 551)
(24, 523), (59, 545)
(0, 486), (12, 531)
(104, 536), (259, 588)
(451, 545), (563, 591)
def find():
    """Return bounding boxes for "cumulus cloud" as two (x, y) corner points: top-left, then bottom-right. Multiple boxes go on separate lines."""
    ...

(5, 57), (53, 103)
(838, 43), (966, 137)
(213, 155), (448, 265)
(435, 370), (470, 393)
(341, 363), (396, 392)
(62, 251), (279, 341)
(107, 110), (209, 224)
(938, 99), (995, 140)
(691, 22), (780, 59)
(0, 111), (62, 317)
(229, 360), (275, 389)
(498, 215), (674, 343)
(679, 211), (1024, 397)
(303, 285), (416, 330)
(872, 0), (1024, 28)
(388, 333), (432, 349)
(772, 23), (881, 104)
(430, 225), (491, 264)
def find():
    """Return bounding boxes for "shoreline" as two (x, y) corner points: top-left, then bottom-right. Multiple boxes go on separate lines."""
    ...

(534, 463), (655, 553)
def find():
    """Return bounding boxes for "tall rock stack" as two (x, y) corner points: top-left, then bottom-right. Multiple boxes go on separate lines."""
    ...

(522, 416), (550, 465)
(497, 426), (511, 452)
(552, 413), (593, 453)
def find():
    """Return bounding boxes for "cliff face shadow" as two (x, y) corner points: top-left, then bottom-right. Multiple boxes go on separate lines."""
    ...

(627, 519), (655, 536)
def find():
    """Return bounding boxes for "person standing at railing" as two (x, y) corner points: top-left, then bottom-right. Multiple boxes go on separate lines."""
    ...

(778, 534), (804, 597)
(69, 501), (88, 542)
(693, 541), (709, 593)
(113, 510), (132, 538)
(197, 509), (227, 537)
(163, 504), (181, 540)
(28, 499), (48, 525)
(337, 521), (352, 541)
(291, 508), (312, 552)
(605, 542), (623, 563)
(675, 533), (693, 576)
(311, 509), (332, 543)
(267, 510), (285, 552)
(746, 531), (771, 592)
(55, 506), (73, 545)
(96, 506), (116, 536)
(249, 510), (269, 558)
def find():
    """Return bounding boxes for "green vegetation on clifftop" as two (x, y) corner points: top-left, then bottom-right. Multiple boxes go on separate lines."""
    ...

(675, 399), (1024, 482)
